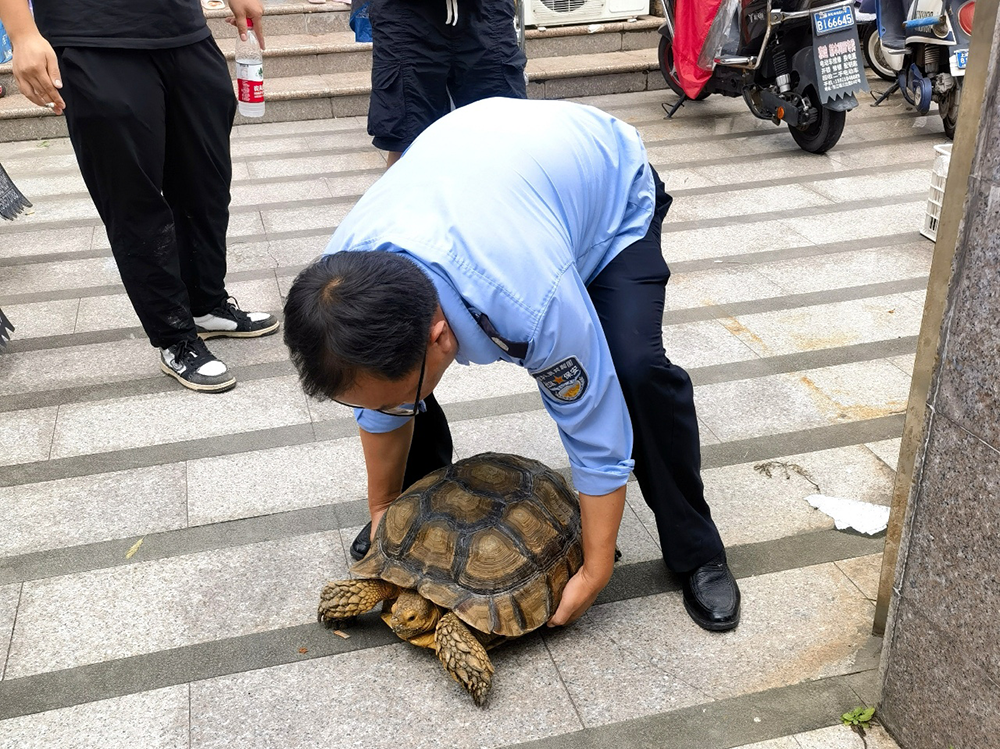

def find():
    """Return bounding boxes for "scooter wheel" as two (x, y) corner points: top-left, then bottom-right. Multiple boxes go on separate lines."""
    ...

(941, 79), (962, 140)
(788, 104), (846, 154)
(862, 25), (897, 82)
(657, 36), (710, 101)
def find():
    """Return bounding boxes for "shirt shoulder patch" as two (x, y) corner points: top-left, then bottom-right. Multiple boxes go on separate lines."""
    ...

(533, 357), (589, 403)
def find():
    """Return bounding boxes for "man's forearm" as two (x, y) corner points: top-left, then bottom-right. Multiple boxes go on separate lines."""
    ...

(0, 0), (39, 42)
(359, 421), (415, 521)
(577, 486), (626, 581)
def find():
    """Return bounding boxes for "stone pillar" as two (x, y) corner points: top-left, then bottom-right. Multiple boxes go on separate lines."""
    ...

(877, 7), (1000, 749)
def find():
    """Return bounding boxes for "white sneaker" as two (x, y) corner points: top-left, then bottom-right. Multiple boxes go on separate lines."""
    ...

(194, 297), (280, 340)
(160, 338), (236, 392)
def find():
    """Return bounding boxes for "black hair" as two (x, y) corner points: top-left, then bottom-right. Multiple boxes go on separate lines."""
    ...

(283, 251), (438, 400)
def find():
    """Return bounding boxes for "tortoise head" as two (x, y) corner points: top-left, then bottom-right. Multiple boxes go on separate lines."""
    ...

(387, 590), (441, 639)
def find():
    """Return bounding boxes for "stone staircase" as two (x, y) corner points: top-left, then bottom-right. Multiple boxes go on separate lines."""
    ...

(0, 1), (663, 143)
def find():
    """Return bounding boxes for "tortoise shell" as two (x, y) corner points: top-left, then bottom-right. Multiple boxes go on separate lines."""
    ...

(351, 452), (583, 638)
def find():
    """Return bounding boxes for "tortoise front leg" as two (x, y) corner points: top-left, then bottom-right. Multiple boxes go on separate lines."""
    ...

(434, 612), (495, 707)
(318, 579), (401, 626)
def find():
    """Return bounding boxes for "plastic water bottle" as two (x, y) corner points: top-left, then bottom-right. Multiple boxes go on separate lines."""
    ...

(236, 19), (264, 117)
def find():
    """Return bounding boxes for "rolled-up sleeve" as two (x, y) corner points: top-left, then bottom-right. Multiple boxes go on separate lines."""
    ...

(354, 408), (414, 434)
(524, 268), (634, 496)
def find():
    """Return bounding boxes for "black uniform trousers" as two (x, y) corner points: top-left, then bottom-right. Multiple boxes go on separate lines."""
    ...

(400, 167), (725, 574)
(57, 38), (236, 349)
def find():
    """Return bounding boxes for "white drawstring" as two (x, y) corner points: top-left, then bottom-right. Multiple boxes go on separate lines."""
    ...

(445, 0), (459, 26)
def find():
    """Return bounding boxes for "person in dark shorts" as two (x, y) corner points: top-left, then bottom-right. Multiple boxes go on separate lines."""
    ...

(367, 0), (527, 167)
(0, 0), (279, 392)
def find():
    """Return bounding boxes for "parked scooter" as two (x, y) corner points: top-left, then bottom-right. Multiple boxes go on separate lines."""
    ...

(870, 0), (975, 139)
(657, 0), (869, 154)
(857, 0), (897, 80)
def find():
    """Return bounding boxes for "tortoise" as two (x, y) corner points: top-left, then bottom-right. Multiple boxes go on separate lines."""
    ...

(318, 452), (583, 706)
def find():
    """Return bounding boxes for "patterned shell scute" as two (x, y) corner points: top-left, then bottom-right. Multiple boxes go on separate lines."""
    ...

(352, 452), (583, 638)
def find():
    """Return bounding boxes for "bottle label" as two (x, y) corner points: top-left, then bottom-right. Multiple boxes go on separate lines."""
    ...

(236, 62), (264, 104)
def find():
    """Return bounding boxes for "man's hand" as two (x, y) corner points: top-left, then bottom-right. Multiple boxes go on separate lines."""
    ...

(227, 0), (266, 49)
(546, 485), (626, 627)
(547, 564), (612, 627)
(11, 31), (64, 113)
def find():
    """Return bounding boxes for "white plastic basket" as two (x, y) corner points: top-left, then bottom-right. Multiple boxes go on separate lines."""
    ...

(921, 143), (952, 242)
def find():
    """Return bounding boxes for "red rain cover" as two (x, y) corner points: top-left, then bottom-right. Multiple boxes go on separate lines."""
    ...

(672, 0), (726, 98)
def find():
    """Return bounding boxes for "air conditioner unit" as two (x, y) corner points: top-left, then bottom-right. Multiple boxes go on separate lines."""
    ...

(522, 0), (649, 28)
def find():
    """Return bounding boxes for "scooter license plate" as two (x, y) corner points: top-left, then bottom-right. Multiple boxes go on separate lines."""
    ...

(813, 5), (855, 36)
(951, 49), (968, 76)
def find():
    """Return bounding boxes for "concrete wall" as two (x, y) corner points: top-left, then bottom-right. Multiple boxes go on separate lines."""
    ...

(878, 10), (1000, 749)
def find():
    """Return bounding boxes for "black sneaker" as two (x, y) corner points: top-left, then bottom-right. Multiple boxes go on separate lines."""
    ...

(194, 297), (279, 339)
(159, 338), (237, 393)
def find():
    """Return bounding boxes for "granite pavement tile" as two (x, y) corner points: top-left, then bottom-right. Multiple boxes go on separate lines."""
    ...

(48, 376), (310, 459)
(0, 152), (82, 174)
(189, 638), (582, 749)
(827, 138), (939, 171)
(0, 583), (21, 680)
(661, 320), (759, 369)
(792, 724), (900, 748)
(663, 266), (789, 311)
(0, 256), (122, 296)
(0, 333), (288, 397)
(266, 234), (331, 267)
(322, 171), (382, 199)
(0, 298), (78, 339)
(0, 686), (189, 749)
(666, 185), (833, 223)
(0, 137), (76, 159)
(230, 130), (373, 158)
(693, 373), (833, 442)
(691, 153), (849, 184)
(796, 360), (911, 423)
(5, 532), (347, 679)
(448, 409), (567, 466)
(703, 445), (895, 548)
(751, 245), (932, 295)
(718, 294), (924, 357)
(246, 151), (385, 180)
(186, 437), (367, 526)
(3, 171), (87, 199)
(0, 406), (57, 467)
(834, 554), (883, 603)
(0, 464), (187, 557)
(229, 177), (334, 208)
(864, 438), (901, 470)
(88, 212), (265, 249)
(544, 563), (876, 727)
(616, 498), (663, 565)
(231, 115), (366, 138)
(662, 219), (814, 263)
(6, 195), (100, 223)
(886, 354), (915, 377)
(0, 226), (93, 258)
(261, 202), (355, 235)
(804, 170), (935, 203)
(782, 202), (926, 245)
(731, 738), (799, 749)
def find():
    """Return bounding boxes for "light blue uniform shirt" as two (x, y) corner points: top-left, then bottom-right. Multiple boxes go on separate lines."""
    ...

(324, 97), (655, 496)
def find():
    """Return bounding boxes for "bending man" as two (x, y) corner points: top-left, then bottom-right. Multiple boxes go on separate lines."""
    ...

(283, 98), (740, 630)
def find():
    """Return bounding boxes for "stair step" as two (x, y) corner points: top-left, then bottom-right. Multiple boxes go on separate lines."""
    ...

(1, 15), (661, 95)
(0, 45), (662, 141)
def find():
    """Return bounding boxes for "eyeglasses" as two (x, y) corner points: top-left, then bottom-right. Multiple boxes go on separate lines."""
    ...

(334, 350), (427, 417)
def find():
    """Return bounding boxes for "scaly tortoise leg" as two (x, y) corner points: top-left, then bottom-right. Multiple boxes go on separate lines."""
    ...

(318, 579), (401, 626)
(434, 612), (495, 707)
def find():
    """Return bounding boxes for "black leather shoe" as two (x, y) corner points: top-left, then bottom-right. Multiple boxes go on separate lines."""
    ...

(350, 521), (372, 562)
(681, 551), (741, 631)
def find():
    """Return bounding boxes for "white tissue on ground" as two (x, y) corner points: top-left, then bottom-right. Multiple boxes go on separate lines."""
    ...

(805, 494), (891, 535)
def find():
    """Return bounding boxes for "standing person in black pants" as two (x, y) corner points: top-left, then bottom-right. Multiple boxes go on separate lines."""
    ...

(0, 0), (279, 392)
(368, 0), (527, 168)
